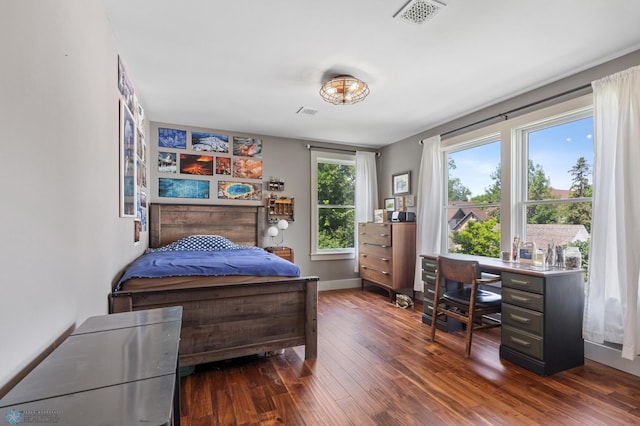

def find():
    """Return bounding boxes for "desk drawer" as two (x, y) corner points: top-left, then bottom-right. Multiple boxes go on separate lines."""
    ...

(502, 325), (543, 360)
(422, 269), (436, 284)
(502, 272), (544, 294)
(502, 287), (544, 312)
(421, 257), (437, 271)
(502, 303), (543, 336)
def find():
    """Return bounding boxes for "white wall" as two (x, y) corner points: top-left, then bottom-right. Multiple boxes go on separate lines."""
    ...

(0, 0), (147, 391)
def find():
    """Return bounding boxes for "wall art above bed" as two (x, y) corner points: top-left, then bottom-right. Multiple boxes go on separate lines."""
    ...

(152, 123), (267, 202)
(159, 178), (210, 199)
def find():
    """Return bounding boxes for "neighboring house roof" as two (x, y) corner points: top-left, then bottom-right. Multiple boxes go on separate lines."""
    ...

(524, 224), (590, 251)
(448, 204), (493, 231)
(551, 188), (571, 199)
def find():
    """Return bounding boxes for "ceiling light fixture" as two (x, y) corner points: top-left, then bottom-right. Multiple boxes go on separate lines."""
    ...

(319, 75), (370, 105)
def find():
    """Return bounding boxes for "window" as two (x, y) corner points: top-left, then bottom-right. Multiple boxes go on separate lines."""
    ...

(440, 95), (593, 270)
(310, 150), (355, 260)
(516, 110), (593, 268)
(445, 135), (501, 256)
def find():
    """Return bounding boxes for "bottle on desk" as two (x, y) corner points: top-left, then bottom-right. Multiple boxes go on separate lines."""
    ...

(534, 248), (544, 267)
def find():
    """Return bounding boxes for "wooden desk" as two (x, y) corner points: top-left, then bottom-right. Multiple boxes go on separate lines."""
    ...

(0, 307), (182, 425)
(421, 254), (585, 376)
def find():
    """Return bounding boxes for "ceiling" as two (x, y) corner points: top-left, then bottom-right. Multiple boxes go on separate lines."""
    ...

(102, 0), (640, 148)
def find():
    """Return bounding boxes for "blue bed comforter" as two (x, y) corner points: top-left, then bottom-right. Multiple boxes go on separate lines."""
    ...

(115, 248), (300, 292)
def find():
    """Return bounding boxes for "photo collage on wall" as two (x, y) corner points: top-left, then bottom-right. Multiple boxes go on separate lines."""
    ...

(157, 129), (263, 201)
(118, 55), (147, 235)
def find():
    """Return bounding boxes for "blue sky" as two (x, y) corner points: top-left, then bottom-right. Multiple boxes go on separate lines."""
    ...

(449, 116), (594, 197)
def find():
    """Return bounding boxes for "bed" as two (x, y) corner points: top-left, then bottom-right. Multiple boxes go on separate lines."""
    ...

(110, 203), (318, 366)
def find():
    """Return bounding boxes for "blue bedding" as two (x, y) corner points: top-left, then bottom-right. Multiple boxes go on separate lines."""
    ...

(115, 238), (300, 292)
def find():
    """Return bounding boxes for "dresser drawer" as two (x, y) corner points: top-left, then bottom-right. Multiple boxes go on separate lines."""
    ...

(358, 223), (392, 246)
(502, 303), (544, 336)
(360, 265), (392, 288)
(359, 253), (391, 272)
(502, 287), (544, 312)
(502, 272), (544, 294)
(359, 242), (392, 259)
(502, 325), (543, 360)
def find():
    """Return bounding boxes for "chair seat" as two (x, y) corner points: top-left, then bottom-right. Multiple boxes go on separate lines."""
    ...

(443, 288), (501, 308)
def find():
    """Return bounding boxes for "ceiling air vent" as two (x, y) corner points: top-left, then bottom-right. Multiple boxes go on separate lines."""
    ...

(394, 0), (446, 25)
(296, 107), (318, 116)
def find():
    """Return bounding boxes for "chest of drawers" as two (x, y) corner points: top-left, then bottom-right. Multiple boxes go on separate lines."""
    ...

(358, 222), (416, 300)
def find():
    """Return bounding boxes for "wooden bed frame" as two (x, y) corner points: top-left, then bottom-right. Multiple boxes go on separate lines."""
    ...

(110, 203), (318, 366)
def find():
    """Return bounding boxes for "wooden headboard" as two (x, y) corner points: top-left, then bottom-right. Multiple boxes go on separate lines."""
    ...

(149, 203), (265, 248)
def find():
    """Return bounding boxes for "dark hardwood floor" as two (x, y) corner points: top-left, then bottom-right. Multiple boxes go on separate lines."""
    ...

(180, 287), (640, 425)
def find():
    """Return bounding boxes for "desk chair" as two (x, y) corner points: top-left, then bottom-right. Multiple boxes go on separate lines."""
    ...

(430, 256), (502, 357)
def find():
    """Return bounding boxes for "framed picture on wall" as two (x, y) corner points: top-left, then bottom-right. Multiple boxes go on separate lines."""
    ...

(392, 171), (411, 196)
(119, 100), (136, 217)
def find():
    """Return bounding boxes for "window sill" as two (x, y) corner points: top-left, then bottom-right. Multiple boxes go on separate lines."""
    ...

(310, 252), (355, 261)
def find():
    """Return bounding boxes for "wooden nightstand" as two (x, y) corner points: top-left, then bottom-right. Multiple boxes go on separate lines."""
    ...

(265, 246), (294, 263)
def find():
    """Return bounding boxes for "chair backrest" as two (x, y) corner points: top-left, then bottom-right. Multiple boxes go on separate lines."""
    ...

(437, 256), (481, 284)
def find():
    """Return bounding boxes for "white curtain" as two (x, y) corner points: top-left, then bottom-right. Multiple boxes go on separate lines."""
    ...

(354, 151), (379, 272)
(413, 135), (443, 291)
(584, 65), (640, 360)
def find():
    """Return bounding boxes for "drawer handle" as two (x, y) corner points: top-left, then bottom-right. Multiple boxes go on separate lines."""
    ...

(380, 245), (389, 248)
(509, 314), (531, 324)
(510, 295), (531, 304)
(379, 233), (389, 237)
(510, 336), (532, 348)
(381, 271), (390, 275)
(362, 266), (368, 270)
(511, 279), (531, 287)
(381, 258), (390, 262)
(361, 254), (367, 258)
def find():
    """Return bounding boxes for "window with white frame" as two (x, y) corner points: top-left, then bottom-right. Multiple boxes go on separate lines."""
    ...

(310, 150), (355, 260)
(445, 135), (502, 256)
(441, 97), (593, 270)
(515, 108), (593, 268)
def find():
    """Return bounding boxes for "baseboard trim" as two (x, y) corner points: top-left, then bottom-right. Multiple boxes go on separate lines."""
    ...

(585, 340), (640, 377)
(318, 278), (360, 292)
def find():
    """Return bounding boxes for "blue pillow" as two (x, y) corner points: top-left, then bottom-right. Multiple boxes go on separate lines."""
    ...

(148, 235), (242, 252)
